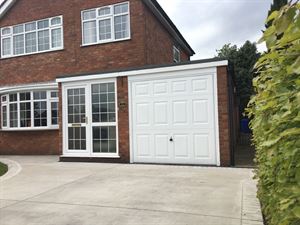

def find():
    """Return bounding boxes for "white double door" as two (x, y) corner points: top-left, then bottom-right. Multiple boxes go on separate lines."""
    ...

(130, 74), (218, 165)
(63, 79), (118, 157)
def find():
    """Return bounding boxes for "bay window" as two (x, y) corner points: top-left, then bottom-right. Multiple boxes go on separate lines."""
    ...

(1, 16), (63, 58)
(1, 90), (59, 130)
(82, 2), (130, 46)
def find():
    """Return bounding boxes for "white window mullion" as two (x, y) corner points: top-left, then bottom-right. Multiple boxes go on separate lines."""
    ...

(46, 91), (51, 128)
(17, 93), (20, 128)
(30, 92), (34, 128)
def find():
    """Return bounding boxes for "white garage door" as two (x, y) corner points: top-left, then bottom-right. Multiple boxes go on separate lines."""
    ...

(130, 73), (219, 165)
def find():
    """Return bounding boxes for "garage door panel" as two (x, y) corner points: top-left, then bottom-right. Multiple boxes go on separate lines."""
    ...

(136, 134), (151, 157)
(153, 82), (168, 95)
(193, 134), (210, 158)
(154, 101), (168, 126)
(135, 103), (151, 126)
(134, 83), (151, 97)
(131, 74), (218, 165)
(191, 76), (213, 93)
(154, 134), (170, 158)
(192, 99), (209, 124)
(172, 100), (188, 125)
(172, 80), (188, 94)
(173, 134), (189, 158)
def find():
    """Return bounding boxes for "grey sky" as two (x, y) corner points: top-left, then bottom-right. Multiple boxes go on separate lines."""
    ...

(157, 0), (273, 59)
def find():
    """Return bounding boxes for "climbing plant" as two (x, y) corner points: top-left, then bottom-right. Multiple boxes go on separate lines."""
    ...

(247, 2), (300, 225)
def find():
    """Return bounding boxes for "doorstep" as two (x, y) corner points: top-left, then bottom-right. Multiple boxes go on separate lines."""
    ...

(59, 156), (128, 163)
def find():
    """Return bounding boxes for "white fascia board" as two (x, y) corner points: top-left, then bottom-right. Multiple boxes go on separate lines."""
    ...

(0, 0), (16, 19)
(56, 60), (228, 83)
(0, 81), (58, 94)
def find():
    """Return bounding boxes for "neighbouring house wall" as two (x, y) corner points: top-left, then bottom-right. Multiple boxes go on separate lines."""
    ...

(143, 4), (190, 64)
(217, 66), (231, 166)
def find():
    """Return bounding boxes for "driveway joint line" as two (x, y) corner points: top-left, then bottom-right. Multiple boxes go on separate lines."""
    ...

(1, 198), (244, 221)
(0, 164), (122, 210)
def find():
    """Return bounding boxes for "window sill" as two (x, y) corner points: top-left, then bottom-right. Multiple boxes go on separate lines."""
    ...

(0, 48), (64, 60)
(0, 127), (59, 132)
(80, 37), (131, 48)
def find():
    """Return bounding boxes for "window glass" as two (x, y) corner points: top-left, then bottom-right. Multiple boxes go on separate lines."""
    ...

(173, 46), (180, 63)
(51, 91), (58, 98)
(34, 101), (47, 127)
(25, 32), (37, 53)
(99, 19), (112, 40)
(98, 7), (111, 16)
(83, 21), (97, 44)
(114, 3), (129, 14)
(2, 95), (7, 102)
(9, 103), (18, 128)
(2, 27), (11, 35)
(20, 102), (31, 127)
(82, 2), (129, 45)
(33, 91), (47, 100)
(51, 28), (62, 48)
(25, 22), (36, 32)
(2, 105), (7, 127)
(9, 94), (17, 102)
(37, 19), (49, 29)
(13, 34), (25, 55)
(2, 38), (11, 56)
(83, 9), (96, 20)
(13, 25), (24, 34)
(51, 17), (62, 26)
(1, 16), (63, 58)
(20, 92), (31, 101)
(93, 126), (116, 153)
(114, 15), (129, 40)
(51, 102), (58, 125)
(38, 30), (50, 51)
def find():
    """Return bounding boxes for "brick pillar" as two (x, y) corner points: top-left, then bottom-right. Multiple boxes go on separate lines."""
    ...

(217, 66), (231, 166)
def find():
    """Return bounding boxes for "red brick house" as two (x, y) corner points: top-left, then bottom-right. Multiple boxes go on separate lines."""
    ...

(0, 0), (234, 166)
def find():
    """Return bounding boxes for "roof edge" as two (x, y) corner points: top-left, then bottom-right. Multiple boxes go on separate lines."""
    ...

(0, 0), (16, 20)
(56, 58), (228, 83)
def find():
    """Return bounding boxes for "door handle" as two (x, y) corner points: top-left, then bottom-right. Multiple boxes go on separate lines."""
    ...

(169, 137), (173, 142)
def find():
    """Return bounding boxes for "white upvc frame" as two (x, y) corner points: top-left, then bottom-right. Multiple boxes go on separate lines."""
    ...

(0, 89), (59, 131)
(173, 46), (181, 63)
(62, 78), (119, 158)
(81, 1), (131, 47)
(1, 15), (64, 59)
(1, 96), (8, 128)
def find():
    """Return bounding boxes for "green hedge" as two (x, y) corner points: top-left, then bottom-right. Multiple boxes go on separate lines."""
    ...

(247, 3), (300, 225)
(0, 162), (8, 176)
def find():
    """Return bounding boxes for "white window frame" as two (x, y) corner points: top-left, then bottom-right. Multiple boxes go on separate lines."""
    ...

(0, 90), (59, 131)
(0, 16), (64, 59)
(1, 95), (8, 128)
(173, 46), (181, 63)
(81, 2), (131, 46)
(62, 78), (119, 158)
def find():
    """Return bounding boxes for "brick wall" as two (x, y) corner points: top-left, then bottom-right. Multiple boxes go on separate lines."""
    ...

(217, 66), (231, 166)
(144, 4), (190, 64)
(0, 0), (192, 156)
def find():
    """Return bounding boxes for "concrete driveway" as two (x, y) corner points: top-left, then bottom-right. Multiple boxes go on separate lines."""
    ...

(0, 156), (263, 225)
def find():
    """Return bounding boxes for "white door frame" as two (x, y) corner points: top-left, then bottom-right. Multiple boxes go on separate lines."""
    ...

(128, 67), (221, 166)
(62, 78), (119, 158)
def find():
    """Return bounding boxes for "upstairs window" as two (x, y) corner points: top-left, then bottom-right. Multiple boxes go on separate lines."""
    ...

(1, 16), (63, 58)
(82, 2), (130, 46)
(1, 90), (59, 130)
(173, 46), (181, 63)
